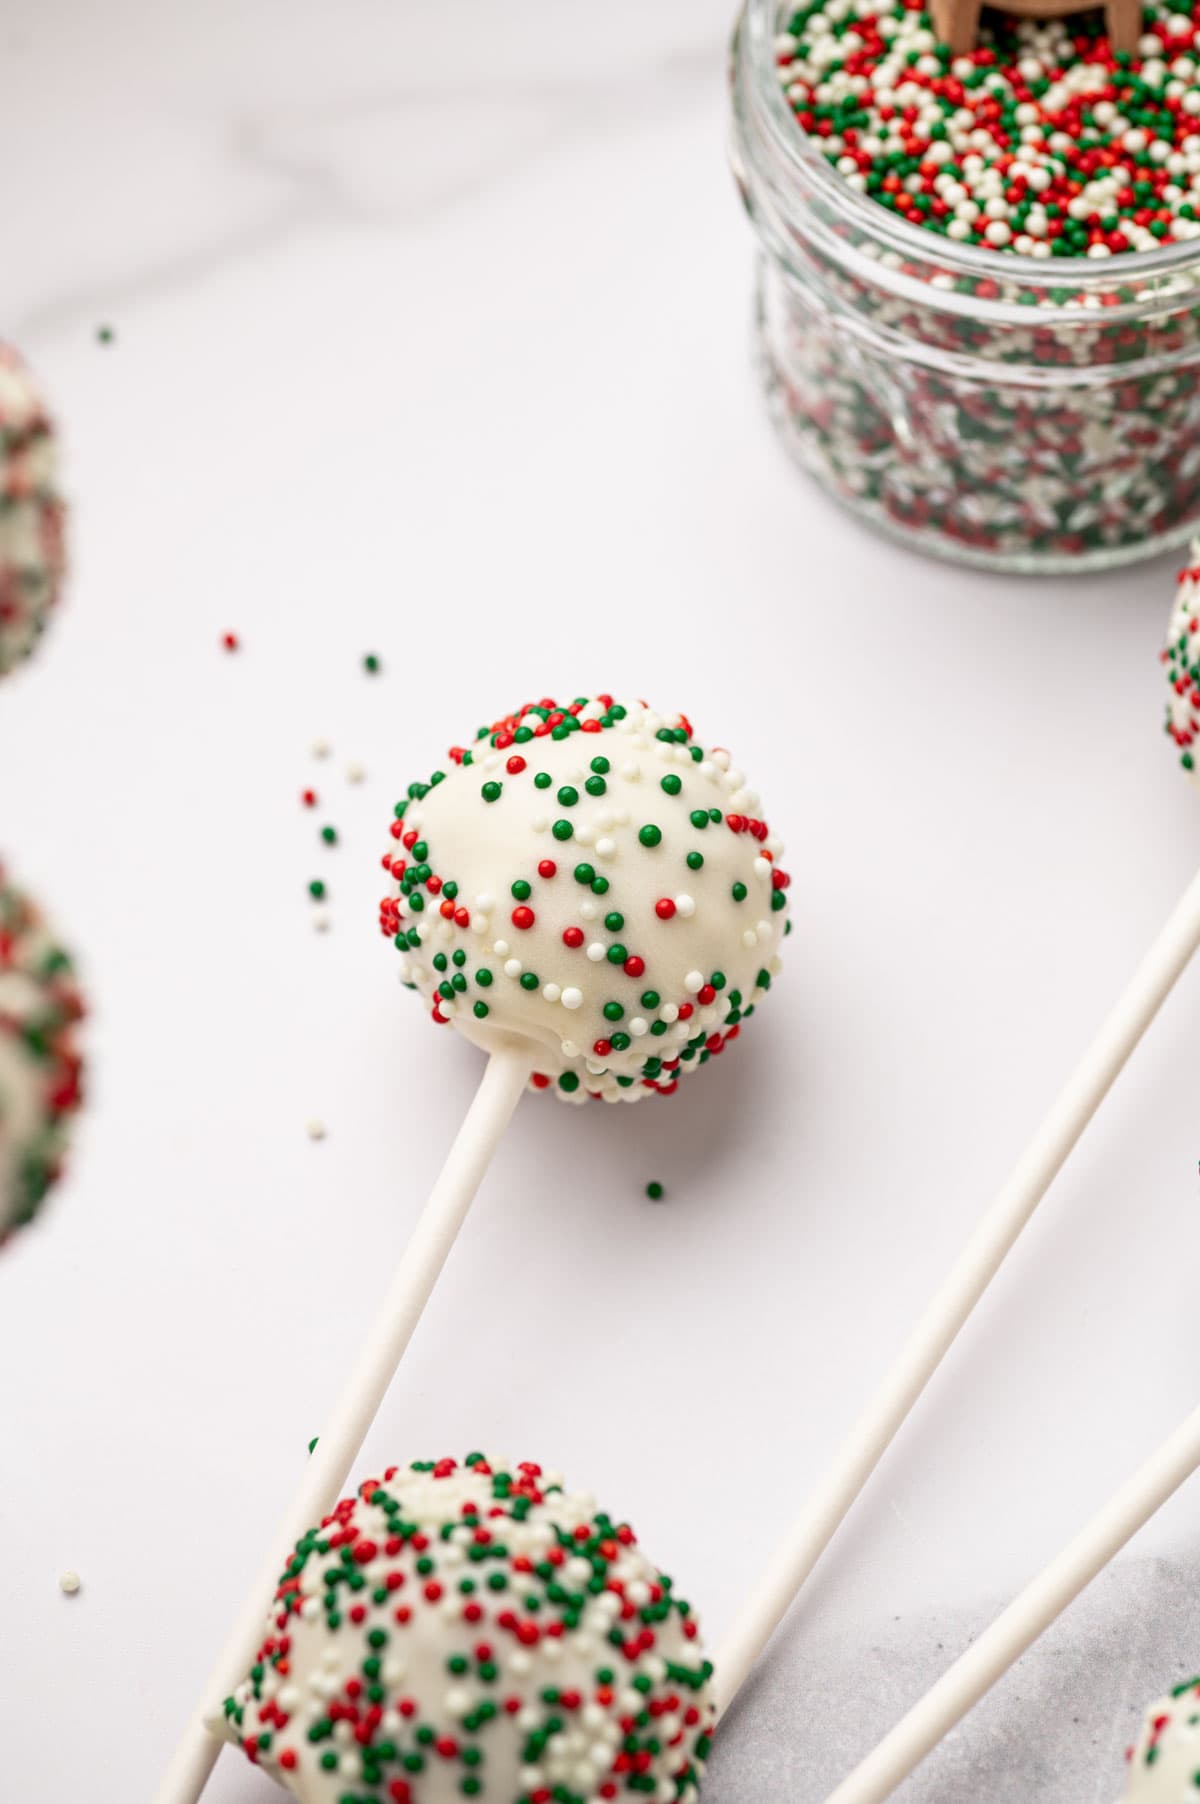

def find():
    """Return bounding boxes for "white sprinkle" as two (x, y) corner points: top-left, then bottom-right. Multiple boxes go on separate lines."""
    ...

(683, 971), (704, 994)
(504, 959), (522, 978)
(542, 983), (561, 1003)
(312, 739), (331, 759)
(307, 1120), (326, 1141)
(561, 987), (583, 1010)
(59, 1571), (81, 1595)
(675, 894), (696, 918)
(586, 943), (606, 962)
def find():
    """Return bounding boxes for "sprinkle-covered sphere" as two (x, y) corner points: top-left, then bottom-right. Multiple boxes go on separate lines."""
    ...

(1120, 1678), (1200, 1799)
(214, 1453), (716, 1804)
(0, 869), (84, 1245)
(379, 698), (790, 1102)
(0, 345), (66, 678)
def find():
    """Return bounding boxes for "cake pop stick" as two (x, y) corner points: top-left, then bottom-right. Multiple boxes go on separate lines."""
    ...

(154, 696), (791, 1804)
(714, 862), (1200, 1707)
(821, 1402), (1200, 1804)
(153, 1049), (532, 1804)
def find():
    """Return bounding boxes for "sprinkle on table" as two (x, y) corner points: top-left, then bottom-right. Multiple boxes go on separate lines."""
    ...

(96, 325), (114, 344)
(221, 632), (239, 652)
(646, 1180), (666, 1200)
(320, 825), (338, 846)
(363, 653), (382, 675)
(308, 879), (327, 901)
(59, 1571), (81, 1595)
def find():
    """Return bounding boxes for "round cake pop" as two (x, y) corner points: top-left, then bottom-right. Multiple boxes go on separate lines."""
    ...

(0, 868), (84, 1245)
(213, 1453), (715, 1804)
(379, 697), (790, 1103)
(1163, 547), (1200, 778)
(1120, 1678), (1200, 1799)
(0, 344), (66, 678)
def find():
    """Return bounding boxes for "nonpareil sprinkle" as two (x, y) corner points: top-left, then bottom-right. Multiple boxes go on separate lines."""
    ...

(778, 0), (1200, 256)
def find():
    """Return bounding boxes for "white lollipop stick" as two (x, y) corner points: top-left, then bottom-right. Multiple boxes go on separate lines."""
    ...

(152, 1045), (532, 1804)
(716, 866), (1200, 1707)
(822, 1401), (1200, 1804)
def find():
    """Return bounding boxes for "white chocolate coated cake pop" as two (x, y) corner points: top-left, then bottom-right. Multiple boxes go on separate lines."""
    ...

(378, 697), (790, 1102)
(0, 868), (84, 1245)
(1120, 1678), (1200, 1799)
(213, 1453), (715, 1804)
(0, 345), (66, 677)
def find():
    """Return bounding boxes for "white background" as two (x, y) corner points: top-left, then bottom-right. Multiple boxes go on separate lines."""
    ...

(1, 3), (1198, 1799)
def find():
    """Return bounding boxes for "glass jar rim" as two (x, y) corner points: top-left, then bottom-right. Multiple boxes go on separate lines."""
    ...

(742, 0), (1200, 295)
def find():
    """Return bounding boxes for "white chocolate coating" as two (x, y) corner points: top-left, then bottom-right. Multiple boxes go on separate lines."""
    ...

(1120, 1680), (1200, 1800)
(383, 699), (790, 1103)
(0, 345), (66, 677)
(213, 1454), (715, 1804)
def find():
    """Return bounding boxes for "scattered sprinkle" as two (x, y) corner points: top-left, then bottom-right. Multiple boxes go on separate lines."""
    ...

(301, 789), (317, 808)
(320, 825), (338, 846)
(646, 1181), (665, 1201)
(346, 762), (366, 784)
(308, 1436), (319, 1455)
(308, 879), (327, 901)
(307, 1120), (326, 1141)
(312, 909), (331, 933)
(312, 739), (331, 760)
(59, 1571), (81, 1595)
(221, 633), (239, 653)
(363, 653), (382, 675)
(96, 325), (114, 345)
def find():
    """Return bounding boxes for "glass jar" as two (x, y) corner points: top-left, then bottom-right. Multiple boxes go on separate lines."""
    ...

(730, 0), (1200, 572)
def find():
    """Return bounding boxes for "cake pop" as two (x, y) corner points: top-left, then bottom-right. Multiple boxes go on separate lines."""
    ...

(712, 582), (1200, 1710)
(1163, 547), (1200, 776)
(0, 345), (66, 677)
(380, 696), (789, 1103)
(0, 867), (84, 1246)
(154, 695), (788, 1804)
(213, 1454), (715, 1804)
(1120, 1679), (1200, 1800)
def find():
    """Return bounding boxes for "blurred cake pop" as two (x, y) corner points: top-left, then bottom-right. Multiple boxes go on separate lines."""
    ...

(0, 345), (66, 677)
(1120, 1678), (1200, 1800)
(0, 868), (84, 1245)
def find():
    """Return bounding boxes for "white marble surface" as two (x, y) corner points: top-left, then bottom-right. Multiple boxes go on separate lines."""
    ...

(2, 3), (1200, 1800)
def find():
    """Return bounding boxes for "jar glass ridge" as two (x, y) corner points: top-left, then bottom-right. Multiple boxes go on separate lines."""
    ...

(730, 0), (1200, 572)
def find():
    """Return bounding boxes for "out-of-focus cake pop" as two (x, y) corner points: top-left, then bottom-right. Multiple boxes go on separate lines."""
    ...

(213, 1454), (715, 1804)
(1120, 1678), (1200, 1800)
(380, 696), (790, 1102)
(0, 868), (84, 1245)
(0, 345), (66, 677)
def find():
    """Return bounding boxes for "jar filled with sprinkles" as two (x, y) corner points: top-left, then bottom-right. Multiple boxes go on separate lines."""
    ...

(730, 0), (1200, 570)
